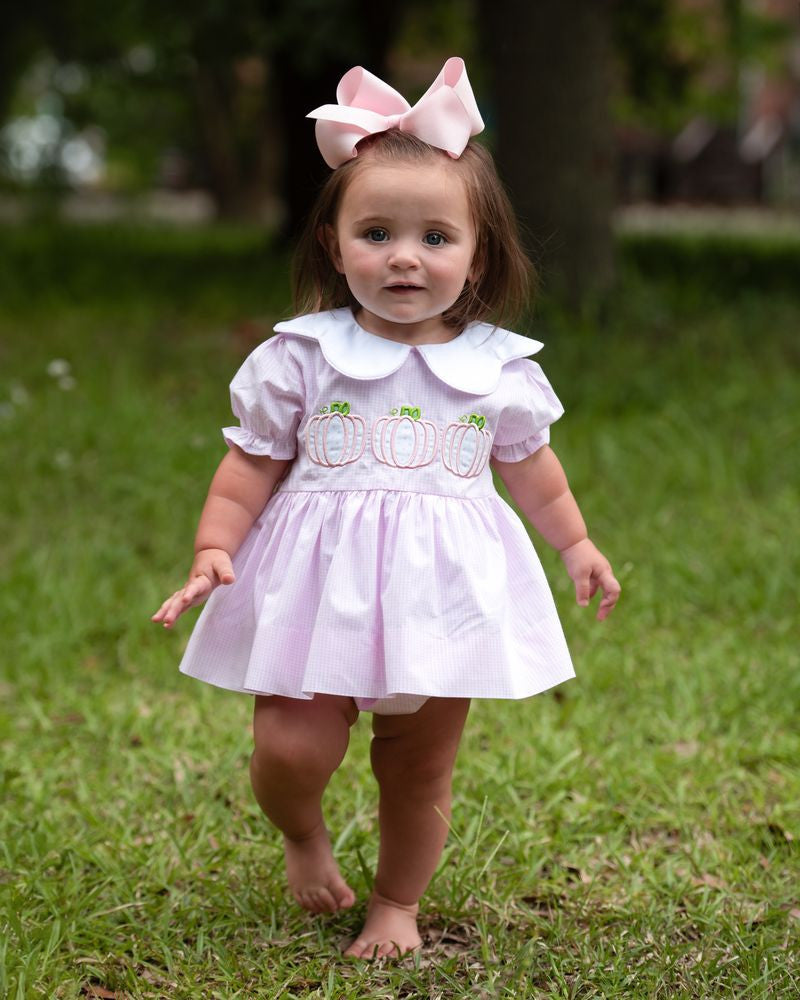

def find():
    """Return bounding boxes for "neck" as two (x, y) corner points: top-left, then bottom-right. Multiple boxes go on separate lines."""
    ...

(353, 308), (462, 346)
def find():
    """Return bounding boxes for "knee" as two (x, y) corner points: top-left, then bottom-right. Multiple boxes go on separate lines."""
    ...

(252, 727), (316, 778)
(252, 710), (323, 780)
(370, 739), (456, 798)
(251, 696), (352, 781)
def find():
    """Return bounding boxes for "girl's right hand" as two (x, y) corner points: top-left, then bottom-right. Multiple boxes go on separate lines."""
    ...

(151, 548), (236, 629)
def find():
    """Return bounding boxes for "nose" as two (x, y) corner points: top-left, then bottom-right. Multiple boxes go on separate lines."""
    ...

(386, 239), (420, 269)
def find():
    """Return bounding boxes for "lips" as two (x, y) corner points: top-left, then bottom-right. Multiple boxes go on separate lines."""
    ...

(386, 284), (423, 292)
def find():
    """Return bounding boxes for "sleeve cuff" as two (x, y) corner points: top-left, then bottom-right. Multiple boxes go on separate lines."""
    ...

(222, 426), (297, 459)
(490, 428), (550, 463)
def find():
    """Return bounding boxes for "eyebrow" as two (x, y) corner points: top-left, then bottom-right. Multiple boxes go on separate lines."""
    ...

(352, 215), (465, 231)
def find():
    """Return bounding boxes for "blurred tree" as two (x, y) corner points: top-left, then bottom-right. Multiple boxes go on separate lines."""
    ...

(480, 0), (616, 306)
(613, 0), (794, 131)
(478, 0), (793, 305)
(612, 0), (694, 132)
(0, 11), (44, 126)
(260, 0), (403, 238)
(3, 1), (402, 226)
(34, 0), (276, 217)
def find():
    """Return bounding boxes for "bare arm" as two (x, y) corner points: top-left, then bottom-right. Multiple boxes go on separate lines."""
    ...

(152, 446), (291, 628)
(491, 445), (620, 621)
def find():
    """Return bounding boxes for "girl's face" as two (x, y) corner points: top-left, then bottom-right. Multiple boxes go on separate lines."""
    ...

(325, 159), (477, 344)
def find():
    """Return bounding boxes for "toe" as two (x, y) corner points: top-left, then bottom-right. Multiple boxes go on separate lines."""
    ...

(343, 939), (365, 958)
(300, 890), (323, 914)
(315, 887), (338, 913)
(345, 939), (382, 959)
(335, 884), (356, 910)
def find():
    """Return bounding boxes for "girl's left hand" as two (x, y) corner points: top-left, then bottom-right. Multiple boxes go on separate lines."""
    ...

(559, 538), (621, 621)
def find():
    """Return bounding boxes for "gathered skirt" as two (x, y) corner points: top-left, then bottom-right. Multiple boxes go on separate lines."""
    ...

(179, 489), (575, 710)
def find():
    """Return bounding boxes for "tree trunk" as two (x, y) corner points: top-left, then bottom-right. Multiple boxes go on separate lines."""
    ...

(266, 0), (403, 241)
(480, 0), (616, 307)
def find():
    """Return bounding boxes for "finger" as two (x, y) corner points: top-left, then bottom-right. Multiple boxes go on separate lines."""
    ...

(156, 578), (212, 628)
(596, 598), (618, 621)
(574, 574), (591, 607)
(161, 596), (197, 628)
(595, 573), (621, 621)
(185, 575), (213, 600)
(161, 591), (193, 627)
(211, 556), (236, 586)
(151, 590), (184, 623)
(175, 578), (212, 615)
(598, 569), (621, 601)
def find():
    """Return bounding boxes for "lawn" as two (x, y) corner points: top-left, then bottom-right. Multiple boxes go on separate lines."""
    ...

(1, 224), (798, 998)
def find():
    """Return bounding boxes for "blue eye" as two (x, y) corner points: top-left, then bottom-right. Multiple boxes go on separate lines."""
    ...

(366, 228), (389, 242)
(424, 232), (446, 246)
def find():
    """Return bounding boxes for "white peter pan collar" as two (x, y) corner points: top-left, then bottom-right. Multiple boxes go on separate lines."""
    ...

(273, 308), (543, 395)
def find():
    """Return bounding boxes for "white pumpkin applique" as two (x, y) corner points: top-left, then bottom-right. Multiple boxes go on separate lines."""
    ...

(372, 405), (439, 469)
(442, 413), (493, 479)
(305, 401), (367, 467)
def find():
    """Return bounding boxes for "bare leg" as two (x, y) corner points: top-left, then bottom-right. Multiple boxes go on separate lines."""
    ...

(250, 693), (359, 914)
(344, 697), (470, 958)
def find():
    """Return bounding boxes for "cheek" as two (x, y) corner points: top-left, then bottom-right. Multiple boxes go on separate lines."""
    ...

(342, 244), (379, 277)
(432, 251), (474, 287)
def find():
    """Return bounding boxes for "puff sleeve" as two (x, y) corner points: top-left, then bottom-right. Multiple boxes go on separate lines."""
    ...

(222, 335), (305, 459)
(491, 359), (564, 462)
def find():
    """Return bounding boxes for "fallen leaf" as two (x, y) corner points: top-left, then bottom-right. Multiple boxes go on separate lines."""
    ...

(81, 985), (117, 999)
(691, 873), (727, 890)
(51, 712), (85, 725)
(766, 822), (794, 843)
(521, 895), (552, 916)
(562, 864), (592, 884)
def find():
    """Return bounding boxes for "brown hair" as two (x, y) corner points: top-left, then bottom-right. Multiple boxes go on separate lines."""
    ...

(292, 130), (534, 331)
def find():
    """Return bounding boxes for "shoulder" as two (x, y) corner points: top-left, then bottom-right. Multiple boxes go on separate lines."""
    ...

(497, 356), (550, 385)
(273, 308), (353, 345)
(460, 323), (544, 364)
(231, 327), (309, 389)
(238, 310), (339, 365)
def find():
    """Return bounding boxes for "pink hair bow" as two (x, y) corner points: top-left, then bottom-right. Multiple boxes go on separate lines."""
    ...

(307, 57), (485, 169)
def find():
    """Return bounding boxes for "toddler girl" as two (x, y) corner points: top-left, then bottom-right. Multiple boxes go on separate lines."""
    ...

(153, 57), (620, 959)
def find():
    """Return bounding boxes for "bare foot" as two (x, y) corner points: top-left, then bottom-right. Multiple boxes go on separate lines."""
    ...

(283, 825), (356, 914)
(343, 891), (422, 958)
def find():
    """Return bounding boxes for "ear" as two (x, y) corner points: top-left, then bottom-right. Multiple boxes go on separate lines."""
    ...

(467, 254), (481, 286)
(320, 224), (344, 274)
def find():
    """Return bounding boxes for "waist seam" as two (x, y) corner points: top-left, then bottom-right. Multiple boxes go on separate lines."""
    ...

(274, 487), (498, 501)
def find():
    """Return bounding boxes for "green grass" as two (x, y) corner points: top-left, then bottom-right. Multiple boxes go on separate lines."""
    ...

(1, 224), (798, 998)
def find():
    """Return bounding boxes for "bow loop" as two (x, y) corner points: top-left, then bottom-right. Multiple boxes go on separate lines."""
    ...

(307, 57), (484, 168)
(336, 66), (410, 117)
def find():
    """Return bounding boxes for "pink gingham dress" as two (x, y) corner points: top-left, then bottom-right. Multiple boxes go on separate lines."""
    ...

(179, 309), (575, 713)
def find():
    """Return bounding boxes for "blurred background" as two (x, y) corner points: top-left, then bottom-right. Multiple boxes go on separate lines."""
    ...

(1, 0), (798, 302)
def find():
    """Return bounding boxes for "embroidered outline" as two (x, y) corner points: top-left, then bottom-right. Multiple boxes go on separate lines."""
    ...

(306, 401), (366, 467)
(372, 405), (438, 469)
(442, 414), (493, 478)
